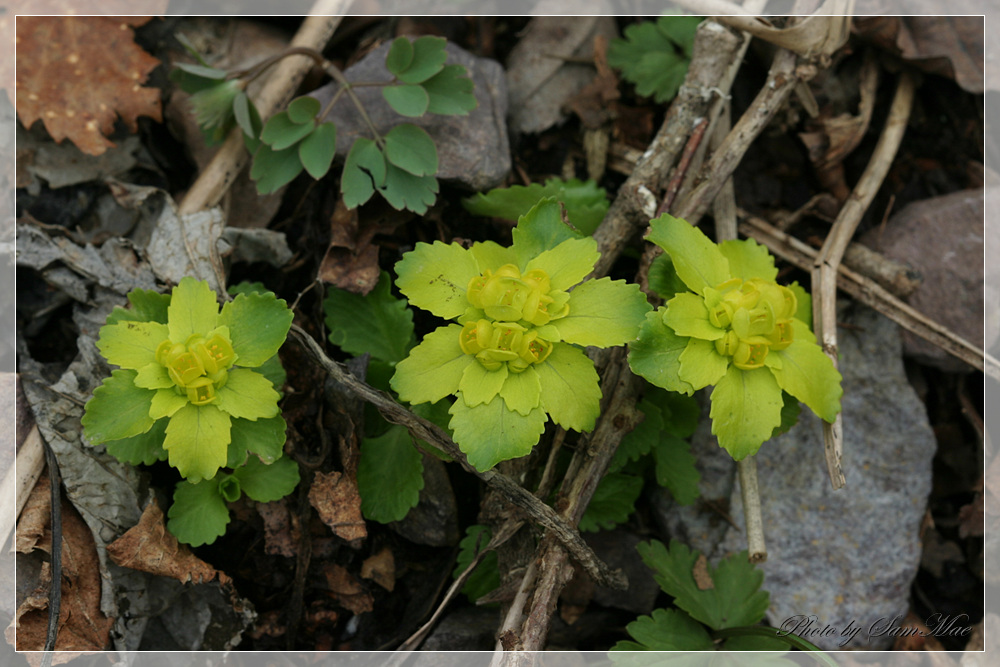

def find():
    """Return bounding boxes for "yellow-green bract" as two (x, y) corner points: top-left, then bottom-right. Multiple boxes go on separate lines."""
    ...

(82, 277), (294, 482)
(628, 214), (843, 460)
(390, 198), (652, 472)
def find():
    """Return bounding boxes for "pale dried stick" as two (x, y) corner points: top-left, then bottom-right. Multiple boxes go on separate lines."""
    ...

(178, 7), (347, 215)
(738, 212), (994, 378)
(812, 70), (916, 489)
(0, 426), (46, 549)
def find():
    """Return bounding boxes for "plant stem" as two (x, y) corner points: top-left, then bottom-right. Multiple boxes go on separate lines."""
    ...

(711, 626), (839, 667)
(322, 62), (388, 150)
(738, 457), (766, 562)
(231, 46), (328, 85)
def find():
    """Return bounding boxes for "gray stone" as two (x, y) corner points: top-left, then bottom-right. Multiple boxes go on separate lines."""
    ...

(859, 188), (985, 371)
(421, 606), (499, 651)
(313, 41), (510, 193)
(713, 304), (936, 650)
(584, 529), (659, 614)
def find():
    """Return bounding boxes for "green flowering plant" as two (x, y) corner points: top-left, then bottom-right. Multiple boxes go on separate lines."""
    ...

(81, 278), (299, 545)
(390, 199), (651, 471)
(628, 214), (843, 460)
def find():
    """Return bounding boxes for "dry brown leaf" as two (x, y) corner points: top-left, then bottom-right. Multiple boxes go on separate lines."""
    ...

(322, 564), (373, 615)
(855, 16), (985, 93)
(360, 547), (396, 592)
(692, 553), (714, 591)
(257, 499), (300, 558)
(318, 201), (381, 295)
(106, 499), (231, 586)
(308, 470), (367, 544)
(6, 494), (113, 655)
(15, 472), (52, 554)
(15, 15), (163, 155)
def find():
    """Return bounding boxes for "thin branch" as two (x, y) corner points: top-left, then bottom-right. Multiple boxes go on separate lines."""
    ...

(738, 212), (994, 378)
(811, 70), (917, 489)
(288, 326), (627, 591)
(178, 9), (346, 215)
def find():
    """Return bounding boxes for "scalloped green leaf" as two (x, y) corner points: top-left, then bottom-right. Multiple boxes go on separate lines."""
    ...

(378, 162), (439, 214)
(383, 84), (430, 117)
(384, 124), (437, 176)
(511, 198), (582, 269)
(719, 237), (778, 282)
(454, 525), (501, 603)
(299, 122), (337, 179)
(104, 418), (167, 466)
(647, 252), (688, 301)
(215, 368), (281, 421)
(663, 292), (725, 341)
(463, 178), (608, 236)
(165, 276), (219, 344)
(219, 290), (293, 368)
(554, 278), (652, 348)
(391, 324), (473, 405)
(610, 399), (663, 472)
(646, 213), (730, 294)
(127, 289), (171, 324)
(228, 415), (287, 467)
(459, 361), (508, 408)
(82, 369), (155, 444)
(621, 608), (715, 651)
(167, 478), (230, 547)
(524, 237), (600, 292)
(341, 137), (385, 208)
(449, 396), (546, 472)
(579, 472), (642, 532)
(638, 539), (769, 630)
(710, 365), (784, 460)
(650, 387), (700, 438)
(653, 433), (700, 505)
(357, 425), (424, 523)
(678, 337), (729, 390)
(251, 143), (304, 194)
(163, 403), (231, 483)
(134, 362), (172, 390)
(499, 365), (542, 416)
(422, 64), (477, 115)
(233, 455), (299, 503)
(766, 322), (843, 423)
(628, 308), (696, 396)
(324, 271), (414, 364)
(608, 16), (702, 102)
(534, 343), (601, 432)
(97, 320), (169, 370)
(395, 242), (480, 319)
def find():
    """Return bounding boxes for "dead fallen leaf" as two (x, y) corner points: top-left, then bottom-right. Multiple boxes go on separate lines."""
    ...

(15, 472), (52, 554)
(6, 492), (114, 655)
(318, 201), (381, 296)
(308, 470), (367, 544)
(257, 499), (300, 558)
(360, 547), (396, 592)
(322, 564), (373, 615)
(855, 16), (985, 93)
(565, 35), (620, 131)
(15, 15), (163, 156)
(106, 499), (231, 586)
(692, 553), (714, 591)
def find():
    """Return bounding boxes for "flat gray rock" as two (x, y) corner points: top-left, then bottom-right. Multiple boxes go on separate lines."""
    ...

(715, 304), (936, 649)
(859, 188), (984, 371)
(313, 41), (510, 193)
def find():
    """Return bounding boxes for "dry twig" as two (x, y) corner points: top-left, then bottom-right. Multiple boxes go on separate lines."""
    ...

(811, 70), (917, 489)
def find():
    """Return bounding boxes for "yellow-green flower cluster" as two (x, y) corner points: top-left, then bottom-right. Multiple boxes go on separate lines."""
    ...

(704, 277), (797, 370)
(156, 330), (236, 405)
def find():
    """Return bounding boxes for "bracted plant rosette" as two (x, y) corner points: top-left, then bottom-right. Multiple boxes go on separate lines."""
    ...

(628, 214), (843, 460)
(390, 199), (652, 471)
(82, 277), (294, 483)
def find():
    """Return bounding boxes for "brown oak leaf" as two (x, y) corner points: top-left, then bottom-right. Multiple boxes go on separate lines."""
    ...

(308, 470), (368, 544)
(15, 15), (163, 155)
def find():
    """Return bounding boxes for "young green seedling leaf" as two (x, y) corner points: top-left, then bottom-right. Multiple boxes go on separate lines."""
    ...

(378, 163), (439, 215)
(384, 124), (437, 176)
(421, 64), (477, 115)
(385, 36), (415, 76)
(463, 178), (608, 236)
(579, 472), (643, 532)
(453, 525), (501, 603)
(167, 478), (230, 547)
(356, 425), (424, 523)
(233, 455), (300, 503)
(391, 35), (448, 84)
(251, 144), (304, 194)
(323, 271), (415, 364)
(299, 122), (337, 179)
(287, 95), (321, 124)
(260, 111), (315, 150)
(383, 84), (430, 117)
(612, 608), (715, 651)
(608, 16), (703, 102)
(341, 137), (386, 209)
